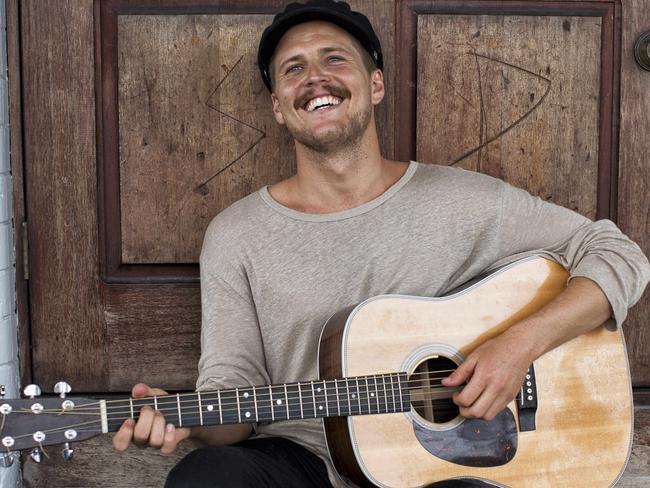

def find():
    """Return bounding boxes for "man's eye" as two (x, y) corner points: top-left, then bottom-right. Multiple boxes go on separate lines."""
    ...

(328, 55), (344, 62)
(286, 65), (302, 74)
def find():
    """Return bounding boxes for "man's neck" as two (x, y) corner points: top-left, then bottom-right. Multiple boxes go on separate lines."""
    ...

(269, 135), (408, 214)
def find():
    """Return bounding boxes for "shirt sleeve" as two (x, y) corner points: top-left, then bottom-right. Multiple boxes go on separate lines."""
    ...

(196, 226), (270, 393)
(492, 180), (650, 328)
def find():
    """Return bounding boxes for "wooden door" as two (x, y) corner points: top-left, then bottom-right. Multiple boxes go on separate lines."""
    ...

(10, 0), (648, 486)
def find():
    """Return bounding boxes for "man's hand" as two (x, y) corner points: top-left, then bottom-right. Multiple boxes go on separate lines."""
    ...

(112, 383), (191, 454)
(441, 329), (534, 421)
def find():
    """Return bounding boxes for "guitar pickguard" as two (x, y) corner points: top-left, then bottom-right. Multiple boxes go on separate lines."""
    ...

(413, 409), (518, 467)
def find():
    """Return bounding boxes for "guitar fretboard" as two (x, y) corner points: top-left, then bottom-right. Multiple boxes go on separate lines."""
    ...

(105, 373), (410, 432)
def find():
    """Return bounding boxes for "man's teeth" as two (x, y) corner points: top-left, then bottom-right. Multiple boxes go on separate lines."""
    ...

(306, 96), (342, 112)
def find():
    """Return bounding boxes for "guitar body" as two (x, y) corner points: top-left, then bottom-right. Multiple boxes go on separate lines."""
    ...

(319, 256), (632, 487)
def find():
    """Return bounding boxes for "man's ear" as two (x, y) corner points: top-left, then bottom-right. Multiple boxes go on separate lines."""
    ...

(271, 93), (286, 125)
(370, 69), (385, 105)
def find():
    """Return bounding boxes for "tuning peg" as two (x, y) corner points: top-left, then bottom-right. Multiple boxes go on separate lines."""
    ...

(30, 447), (42, 464)
(23, 384), (41, 399)
(0, 453), (15, 468)
(62, 442), (74, 461)
(54, 381), (72, 399)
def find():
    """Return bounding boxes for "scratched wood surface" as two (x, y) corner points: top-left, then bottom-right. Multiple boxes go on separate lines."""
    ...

(118, 14), (294, 264)
(416, 14), (601, 218)
(20, 406), (650, 487)
(617, 0), (650, 386)
(20, 0), (108, 391)
(118, 0), (396, 265)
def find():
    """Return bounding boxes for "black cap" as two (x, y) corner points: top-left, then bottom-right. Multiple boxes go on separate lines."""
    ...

(257, 0), (383, 92)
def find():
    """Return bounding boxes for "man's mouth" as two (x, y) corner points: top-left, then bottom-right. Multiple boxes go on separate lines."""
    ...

(304, 95), (343, 112)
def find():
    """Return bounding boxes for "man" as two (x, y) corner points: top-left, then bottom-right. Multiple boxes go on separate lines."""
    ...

(112, 1), (650, 487)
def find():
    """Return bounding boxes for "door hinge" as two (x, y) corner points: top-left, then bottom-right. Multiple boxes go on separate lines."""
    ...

(22, 221), (29, 280)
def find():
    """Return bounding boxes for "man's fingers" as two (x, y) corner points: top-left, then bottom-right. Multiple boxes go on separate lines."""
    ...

(132, 383), (168, 399)
(442, 357), (476, 387)
(452, 369), (485, 408)
(148, 411), (166, 448)
(132, 406), (155, 446)
(112, 419), (135, 452)
(161, 424), (178, 455)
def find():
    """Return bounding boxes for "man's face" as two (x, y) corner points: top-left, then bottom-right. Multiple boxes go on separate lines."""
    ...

(270, 21), (384, 153)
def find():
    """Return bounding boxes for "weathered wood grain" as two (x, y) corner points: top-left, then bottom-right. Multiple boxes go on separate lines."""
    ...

(6, 0), (31, 386)
(21, 0), (107, 390)
(118, 13), (294, 264)
(104, 285), (201, 391)
(416, 13), (602, 219)
(617, 0), (650, 386)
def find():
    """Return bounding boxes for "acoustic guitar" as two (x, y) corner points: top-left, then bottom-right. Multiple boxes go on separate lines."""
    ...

(0, 256), (632, 487)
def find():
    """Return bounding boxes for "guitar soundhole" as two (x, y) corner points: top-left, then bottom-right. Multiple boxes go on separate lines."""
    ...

(410, 356), (459, 424)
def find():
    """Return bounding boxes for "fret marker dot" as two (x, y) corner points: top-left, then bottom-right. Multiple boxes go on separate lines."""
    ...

(207, 405), (214, 412)
(370, 392), (375, 397)
(319, 405), (323, 410)
(317, 388), (322, 392)
(276, 400), (282, 405)
(352, 394), (356, 398)
(243, 392), (249, 399)
(245, 412), (251, 418)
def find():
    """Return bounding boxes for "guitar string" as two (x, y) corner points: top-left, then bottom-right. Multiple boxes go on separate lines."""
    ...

(34, 377), (461, 415)
(20, 385), (464, 425)
(6, 394), (464, 443)
(60, 369), (458, 410)
(44, 370), (460, 412)
(7, 392), (463, 442)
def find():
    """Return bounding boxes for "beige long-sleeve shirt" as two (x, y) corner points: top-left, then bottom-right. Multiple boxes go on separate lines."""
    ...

(197, 161), (649, 486)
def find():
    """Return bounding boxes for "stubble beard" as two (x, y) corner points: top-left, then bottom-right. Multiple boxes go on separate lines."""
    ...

(288, 102), (373, 155)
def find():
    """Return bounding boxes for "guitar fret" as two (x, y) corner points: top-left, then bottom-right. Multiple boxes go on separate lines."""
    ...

(365, 377), (372, 413)
(298, 384), (304, 418)
(396, 374), (403, 412)
(269, 386), (274, 421)
(355, 378), (362, 413)
(284, 384), (290, 419)
(382, 375), (389, 413)
(217, 390), (223, 424)
(153, 395), (158, 411)
(129, 397), (134, 419)
(335, 379), (341, 416)
(253, 387), (259, 422)
(324, 381), (329, 417)
(235, 388), (242, 423)
(176, 393), (182, 427)
(373, 376), (380, 413)
(345, 378), (352, 415)
(198, 392), (204, 426)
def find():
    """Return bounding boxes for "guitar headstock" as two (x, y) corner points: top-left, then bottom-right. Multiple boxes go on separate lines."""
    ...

(1, 383), (103, 461)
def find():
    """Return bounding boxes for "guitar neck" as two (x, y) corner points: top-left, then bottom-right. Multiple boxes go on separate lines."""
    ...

(104, 373), (412, 432)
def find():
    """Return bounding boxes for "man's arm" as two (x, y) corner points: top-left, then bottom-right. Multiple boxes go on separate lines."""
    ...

(443, 273), (613, 420)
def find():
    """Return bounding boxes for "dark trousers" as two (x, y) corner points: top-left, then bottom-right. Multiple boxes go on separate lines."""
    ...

(164, 437), (333, 488)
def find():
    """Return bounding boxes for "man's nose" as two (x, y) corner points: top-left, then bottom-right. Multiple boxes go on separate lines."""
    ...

(305, 63), (329, 84)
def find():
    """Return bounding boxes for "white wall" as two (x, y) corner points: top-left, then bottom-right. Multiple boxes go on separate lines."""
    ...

(0, 0), (21, 484)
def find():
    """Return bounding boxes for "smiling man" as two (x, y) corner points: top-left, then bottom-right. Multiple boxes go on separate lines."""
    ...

(112, 1), (650, 487)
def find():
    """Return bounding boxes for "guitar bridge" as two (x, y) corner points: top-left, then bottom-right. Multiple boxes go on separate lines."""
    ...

(517, 364), (538, 432)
